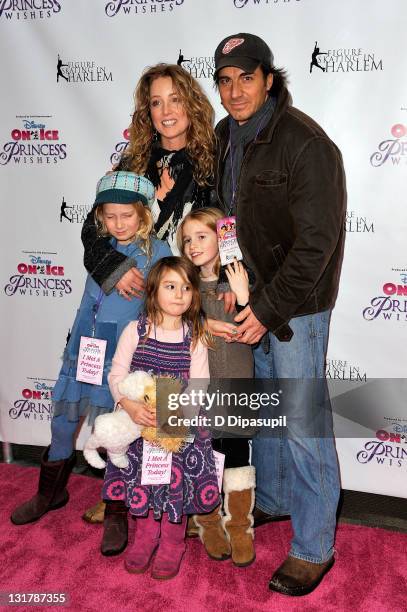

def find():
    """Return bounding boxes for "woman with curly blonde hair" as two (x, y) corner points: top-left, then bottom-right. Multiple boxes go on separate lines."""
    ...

(126, 63), (214, 188)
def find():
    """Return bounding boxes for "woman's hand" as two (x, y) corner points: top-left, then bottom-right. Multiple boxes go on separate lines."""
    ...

(206, 317), (239, 342)
(225, 259), (249, 306)
(118, 397), (156, 427)
(116, 267), (144, 300)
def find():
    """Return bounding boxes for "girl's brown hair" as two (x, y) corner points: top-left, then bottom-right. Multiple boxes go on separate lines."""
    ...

(94, 202), (154, 257)
(177, 207), (224, 278)
(144, 256), (208, 348)
(123, 64), (215, 186)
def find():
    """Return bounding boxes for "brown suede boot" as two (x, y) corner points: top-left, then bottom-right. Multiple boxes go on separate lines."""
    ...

(222, 466), (256, 567)
(194, 505), (231, 561)
(100, 500), (128, 556)
(82, 500), (106, 524)
(10, 447), (75, 525)
(186, 515), (200, 538)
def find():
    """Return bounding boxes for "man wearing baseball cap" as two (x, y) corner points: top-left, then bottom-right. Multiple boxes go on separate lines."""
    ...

(213, 33), (346, 596)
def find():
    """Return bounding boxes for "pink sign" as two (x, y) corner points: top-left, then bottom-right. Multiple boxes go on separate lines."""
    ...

(76, 336), (107, 386)
(141, 441), (172, 485)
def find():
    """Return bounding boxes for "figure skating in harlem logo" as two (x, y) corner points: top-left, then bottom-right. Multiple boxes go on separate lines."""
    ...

(60, 197), (91, 224)
(326, 358), (367, 382)
(56, 54), (113, 83)
(57, 54), (68, 82)
(370, 123), (407, 167)
(309, 42), (383, 74)
(344, 210), (374, 234)
(175, 50), (215, 79)
(310, 42), (327, 73)
(0, 117), (67, 165)
(105, 0), (185, 17)
(177, 50), (191, 68)
(4, 252), (72, 298)
(362, 271), (407, 323)
(9, 378), (55, 422)
(0, 0), (62, 21)
(60, 197), (72, 222)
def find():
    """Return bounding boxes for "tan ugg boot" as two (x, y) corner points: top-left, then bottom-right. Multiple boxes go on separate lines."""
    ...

(82, 500), (106, 524)
(186, 515), (200, 538)
(222, 466), (256, 567)
(194, 505), (231, 561)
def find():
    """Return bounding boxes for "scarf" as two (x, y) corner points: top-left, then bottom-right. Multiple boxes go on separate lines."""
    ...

(222, 95), (276, 215)
(145, 144), (194, 239)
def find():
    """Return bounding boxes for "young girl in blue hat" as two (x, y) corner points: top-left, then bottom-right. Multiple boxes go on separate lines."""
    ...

(10, 172), (171, 534)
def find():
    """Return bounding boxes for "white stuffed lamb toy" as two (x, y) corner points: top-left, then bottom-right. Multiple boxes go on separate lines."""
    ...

(83, 370), (155, 469)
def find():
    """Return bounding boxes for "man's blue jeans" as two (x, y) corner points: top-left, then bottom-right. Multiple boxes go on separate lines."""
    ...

(252, 310), (340, 564)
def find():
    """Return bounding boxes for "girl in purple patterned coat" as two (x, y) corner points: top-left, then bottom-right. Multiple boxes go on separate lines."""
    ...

(103, 256), (219, 580)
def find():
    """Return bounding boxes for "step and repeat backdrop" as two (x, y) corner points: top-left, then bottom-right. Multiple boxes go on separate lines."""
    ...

(0, 0), (406, 498)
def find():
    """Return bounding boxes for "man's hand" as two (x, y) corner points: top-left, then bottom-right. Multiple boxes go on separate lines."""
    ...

(118, 397), (156, 427)
(116, 267), (144, 300)
(207, 317), (239, 342)
(217, 291), (237, 314)
(234, 305), (267, 344)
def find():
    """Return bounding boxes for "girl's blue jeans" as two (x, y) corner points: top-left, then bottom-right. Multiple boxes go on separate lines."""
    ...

(48, 414), (79, 461)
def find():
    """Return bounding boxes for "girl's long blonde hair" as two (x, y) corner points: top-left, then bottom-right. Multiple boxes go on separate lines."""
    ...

(94, 202), (154, 257)
(177, 207), (224, 278)
(123, 64), (215, 185)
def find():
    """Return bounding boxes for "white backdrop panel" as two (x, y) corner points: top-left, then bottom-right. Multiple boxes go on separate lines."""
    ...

(1, 0), (406, 497)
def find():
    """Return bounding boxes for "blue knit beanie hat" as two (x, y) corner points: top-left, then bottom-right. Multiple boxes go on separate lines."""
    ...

(94, 171), (155, 207)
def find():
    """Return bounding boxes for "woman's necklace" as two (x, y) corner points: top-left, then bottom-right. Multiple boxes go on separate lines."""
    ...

(156, 151), (176, 181)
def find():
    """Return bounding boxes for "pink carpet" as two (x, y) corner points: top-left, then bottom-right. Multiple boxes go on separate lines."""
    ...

(0, 463), (406, 612)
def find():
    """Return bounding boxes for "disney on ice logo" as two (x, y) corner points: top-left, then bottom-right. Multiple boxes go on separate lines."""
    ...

(234, 0), (301, 7)
(4, 252), (72, 298)
(326, 358), (367, 382)
(370, 123), (407, 167)
(309, 42), (383, 74)
(357, 427), (407, 468)
(0, 0), (61, 20)
(105, 0), (184, 17)
(345, 210), (374, 234)
(362, 271), (407, 323)
(110, 128), (130, 167)
(0, 117), (67, 165)
(60, 197), (92, 224)
(9, 378), (55, 421)
(57, 54), (113, 84)
(177, 50), (215, 79)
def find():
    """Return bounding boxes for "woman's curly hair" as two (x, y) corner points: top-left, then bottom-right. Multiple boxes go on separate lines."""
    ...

(124, 64), (215, 185)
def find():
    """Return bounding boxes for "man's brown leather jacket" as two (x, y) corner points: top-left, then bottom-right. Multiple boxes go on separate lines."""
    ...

(215, 86), (346, 341)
